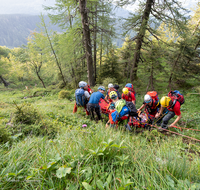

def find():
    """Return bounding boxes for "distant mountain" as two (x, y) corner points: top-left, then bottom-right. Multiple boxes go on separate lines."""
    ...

(0, 14), (62, 48)
(0, 0), (56, 15)
(0, 1), (131, 48)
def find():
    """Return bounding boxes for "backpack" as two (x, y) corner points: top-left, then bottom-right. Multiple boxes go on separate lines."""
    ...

(75, 88), (87, 106)
(146, 91), (159, 109)
(125, 83), (136, 96)
(147, 91), (159, 102)
(168, 90), (184, 107)
(126, 102), (138, 117)
(115, 99), (126, 113)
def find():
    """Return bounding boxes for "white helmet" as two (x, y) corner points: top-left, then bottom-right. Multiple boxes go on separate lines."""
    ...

(144, 94), (152, 103)
(108, 83), (114, 88)
(79, 81), (87, 88)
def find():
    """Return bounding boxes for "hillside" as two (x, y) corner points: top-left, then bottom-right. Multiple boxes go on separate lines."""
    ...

(0, 14), (62, 48)
(0, 88), (200, 189)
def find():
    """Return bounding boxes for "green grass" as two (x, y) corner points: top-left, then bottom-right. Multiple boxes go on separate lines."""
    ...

(0, 88), (200, 189)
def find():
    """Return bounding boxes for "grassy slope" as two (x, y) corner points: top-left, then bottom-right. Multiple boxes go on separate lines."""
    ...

(0, 87), (200, 189)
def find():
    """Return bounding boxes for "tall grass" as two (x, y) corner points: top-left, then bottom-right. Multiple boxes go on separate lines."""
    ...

(0, 89), (200, 189)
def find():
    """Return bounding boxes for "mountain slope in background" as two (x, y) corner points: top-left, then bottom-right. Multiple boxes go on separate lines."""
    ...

(0, 0), (56, 15)
(0, 14), (62, 48)
(0, 0), (131, 48)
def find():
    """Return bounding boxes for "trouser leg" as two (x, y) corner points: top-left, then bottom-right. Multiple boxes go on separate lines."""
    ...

(73, 103), (77, 113)
(87, 104), (94, 120)
(95, 106), (101, 120)
(84, 105), (89, 115)
(161, 111), (175, 129)
(156, 108), (168, 125)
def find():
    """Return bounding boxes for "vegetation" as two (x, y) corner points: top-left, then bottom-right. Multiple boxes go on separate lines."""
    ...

(0, 0), (200, 189)
(0, 87), (200, 189)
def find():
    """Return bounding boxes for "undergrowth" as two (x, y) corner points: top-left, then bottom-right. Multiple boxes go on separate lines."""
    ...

(0, 88), (200, 189)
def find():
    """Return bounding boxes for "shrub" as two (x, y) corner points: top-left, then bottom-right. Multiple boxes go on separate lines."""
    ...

(0, 122), (11, 144)
(12, 103), (60, 138)
(12, 120), (60, 138)
(102, 77), (117, 89)
(32, 88), (51, 96)
(58, 90), (71, 99)
(13, 102), (41, 125)
(58, 81), (66, 89)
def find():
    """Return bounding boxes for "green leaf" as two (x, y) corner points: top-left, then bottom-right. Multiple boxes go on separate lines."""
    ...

(120, 146), (127, 149)
(119, 140), (124, 147)
(110, 144), (120, 148)
(96, 180), (104, 190)
(8, 173), (16, 176)
(11, 133), (23, 140)
(56, 167), (71, 178)
(89, 149), (96, 155)
(107, 173), (112, 185)
(26, 176), (32, 180)
(82, 182), (93, 190)
(117, 187), (125, 190)
(108, 139), (114, 146)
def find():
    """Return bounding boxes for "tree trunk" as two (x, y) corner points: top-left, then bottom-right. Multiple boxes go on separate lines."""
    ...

(130, 0), (154, 82)
(79, 0), (95, 86)
(0, 75), (9, 87)
(100, 32), (103, 72)
(93, 4), (97, 82)
(41, 17), (66, 86)
(36, 71), (46, 88)
(168, 53), (181, 90)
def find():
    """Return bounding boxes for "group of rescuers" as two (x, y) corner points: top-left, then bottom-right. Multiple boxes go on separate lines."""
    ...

(73, 81), (184, 130)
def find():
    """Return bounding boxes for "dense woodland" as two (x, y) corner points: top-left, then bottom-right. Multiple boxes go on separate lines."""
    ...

(0, 0), (199, 90)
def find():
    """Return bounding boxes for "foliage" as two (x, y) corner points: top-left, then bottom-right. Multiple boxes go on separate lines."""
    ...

(13, 102), (41, 125)
(0, 89), (199, 189)
(58, 90), (71, 99)
(0, 123), (11, 144)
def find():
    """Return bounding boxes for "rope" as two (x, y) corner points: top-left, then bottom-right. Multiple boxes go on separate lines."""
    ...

(152, 125), (200, 143)
(170, 126), (200, 132)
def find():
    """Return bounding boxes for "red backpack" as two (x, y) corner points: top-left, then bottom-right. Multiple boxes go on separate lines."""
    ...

(125, 83), (136, 96)
(146, 91), (159, 110)
(168, 90), (184, 107)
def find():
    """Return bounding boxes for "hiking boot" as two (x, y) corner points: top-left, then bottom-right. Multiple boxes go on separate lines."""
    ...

(125, 124), (132, 131)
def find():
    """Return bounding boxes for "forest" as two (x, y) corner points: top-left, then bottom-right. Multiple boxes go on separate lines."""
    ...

(0, 0), (200, 189)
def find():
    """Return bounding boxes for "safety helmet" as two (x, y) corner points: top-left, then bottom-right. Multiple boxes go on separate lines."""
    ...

(98, 86), (105, 91)
(144, 94), (152, 103)
(79, 81), (87, 88)
(109, 91), (118, 99)
(160, 96), (171, 107)
(122, 88), (129, 95)
(108, 83), (114, 88)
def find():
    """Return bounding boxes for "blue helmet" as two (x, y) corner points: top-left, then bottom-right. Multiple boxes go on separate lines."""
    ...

(125, 83), (132, 88)
(98, 86), (105, 91)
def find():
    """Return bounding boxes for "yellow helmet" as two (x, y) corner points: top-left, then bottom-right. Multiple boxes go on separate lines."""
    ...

(109, 91), (118, 99)
(122, 88), (129, 95)
(160, 96), (171, 107)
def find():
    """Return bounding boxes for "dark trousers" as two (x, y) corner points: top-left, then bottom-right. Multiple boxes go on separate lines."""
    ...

(161, 111), (175, 128)
(87, 103), (101, 121)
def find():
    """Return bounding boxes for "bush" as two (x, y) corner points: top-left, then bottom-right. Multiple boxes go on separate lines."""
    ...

(0, 123), (11, 144)
(12, 103), (60, 138)
(58, 81), (66, 89)
(12, 120), (60, 138)
(13, 102), (41, 125)
(102, 77), (117, 90)
(32, 88), (51, 96)
(58, 90), (71, 99)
